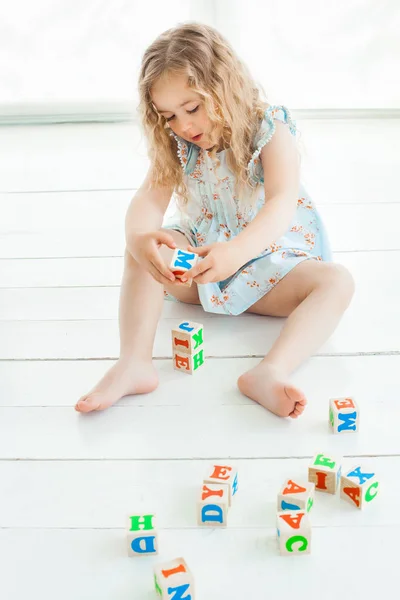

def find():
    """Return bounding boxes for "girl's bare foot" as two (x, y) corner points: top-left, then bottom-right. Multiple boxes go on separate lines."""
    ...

(237, 362), (307, 418)
(75, 358), (159, 413)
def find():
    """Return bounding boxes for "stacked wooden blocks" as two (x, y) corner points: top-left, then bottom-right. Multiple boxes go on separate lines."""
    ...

(198, 464), (238, 527)
(276, 479), (314, 556)
(172, 321), (204, 374)
(169, 248), (198, 287)
(154, 557), (195, 599)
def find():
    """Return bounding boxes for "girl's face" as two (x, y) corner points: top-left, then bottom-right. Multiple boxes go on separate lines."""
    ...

(151, 73), (220, 151)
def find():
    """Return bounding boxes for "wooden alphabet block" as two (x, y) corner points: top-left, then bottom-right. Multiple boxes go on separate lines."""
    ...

(169, 248), (198, 287)
(276, 510), (311, 555)
(329, 396), (360, 433)
(203, 464), (238, 506)
(154, 557), (195, 599)
(171, 321), (204, 356)
(277, 479), (315, 512)
(173, 349), (205, 374)
(197, 483), (229, 527)
(126, 514), (158, 557)
(340, 465), (379, 509)
(308, 453), (342, 494)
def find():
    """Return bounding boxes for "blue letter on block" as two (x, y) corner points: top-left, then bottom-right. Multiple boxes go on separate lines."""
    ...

(179, 321), (195, 332)
(338, 411), (357, 432)
(173, 250), (195, 270)
(130, 535), (157, 554)
(347, 467), (374, 485)
(167, 584), (191, 600)
(281, 500), (301, 511)
(232, 473), (238, 496)
(201, 504), (223, 524)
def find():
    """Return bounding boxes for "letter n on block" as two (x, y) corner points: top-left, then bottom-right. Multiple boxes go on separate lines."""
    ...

(154, 557), (195, 598)
(126, 514), (158, 557)
(197, 483), (229, 527)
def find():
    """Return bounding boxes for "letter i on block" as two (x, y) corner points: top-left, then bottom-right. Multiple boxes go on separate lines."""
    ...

(340, 465), (379, 509)
(126, 514), (158, 557)
(329, 396), (359, 433)
(154, 557), (195, 599)
(172, 321), (204, 375)
(276, 510), (311, 556)
(203, 464), (238, 506)
(277, 479), (315, 512)
(198, 483), (229, 527)
(169, 248), (198, 287)
(308, 453), (342, 494)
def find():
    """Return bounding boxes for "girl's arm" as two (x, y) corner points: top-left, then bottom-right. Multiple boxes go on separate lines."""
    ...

(231, 121), (300, 263)
(125, 166), (174, 253)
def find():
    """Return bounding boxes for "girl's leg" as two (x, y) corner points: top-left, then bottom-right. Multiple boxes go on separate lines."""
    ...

(238, 260), (355, 418)
(75, 231), (200, 413)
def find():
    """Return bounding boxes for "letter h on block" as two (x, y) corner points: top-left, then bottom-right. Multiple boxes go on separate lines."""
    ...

(276, 510), (311, 556)
(329, 396), (360, 433)
(126, 514), (158, 557)
(340, 465), (379, 509)
(169, 248), (198, 287)
(154, 557), (195, 599)
(172, 321), (204, 375)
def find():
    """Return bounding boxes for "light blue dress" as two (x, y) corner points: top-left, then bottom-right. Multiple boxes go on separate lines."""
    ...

(163, 105), (332, 315)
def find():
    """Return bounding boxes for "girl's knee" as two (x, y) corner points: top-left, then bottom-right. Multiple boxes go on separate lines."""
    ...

(321, 263), (355, 306)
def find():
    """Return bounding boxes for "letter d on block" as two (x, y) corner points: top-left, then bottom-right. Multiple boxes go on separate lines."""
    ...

(130, 535), (157, 555)
(201, 504), (224, 524)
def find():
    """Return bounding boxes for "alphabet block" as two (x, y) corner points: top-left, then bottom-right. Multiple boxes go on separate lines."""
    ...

(169, 248), (198, 287)
(277, 479), (315, 512)
(308, 453), (342, 494)
(329, 396), (360, 433)
(197, 483), (229, 527)
(154, 557), (195, 599)
(127, 514), (158, 557)
(340, 465), (379, 509)
(173, 349), (205, 374)
(203, 464), (238, 506)
(171, 321), (204, 356)
(276, 510), (311, 555)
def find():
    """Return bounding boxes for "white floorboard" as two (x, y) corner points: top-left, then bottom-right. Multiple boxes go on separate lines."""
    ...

(2, 527), (397, 600)
(1, 118), (399, 598)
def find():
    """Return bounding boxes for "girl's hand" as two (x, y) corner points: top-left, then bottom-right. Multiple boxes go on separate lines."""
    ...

(128, 230), (177, 285)
(182, 241), (244, 284)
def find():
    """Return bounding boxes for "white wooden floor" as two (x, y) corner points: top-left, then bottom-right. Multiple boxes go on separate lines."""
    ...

(1, 117), (399, 599)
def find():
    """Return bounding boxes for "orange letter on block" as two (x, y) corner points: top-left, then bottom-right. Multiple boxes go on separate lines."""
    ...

(175, 355), (190, 370)
(282, 480), (307, 495)
(210, 465), (232, 480)
(201, 485), (225, 501)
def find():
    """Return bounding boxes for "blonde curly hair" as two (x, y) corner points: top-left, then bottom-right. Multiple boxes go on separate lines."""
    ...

(137, 22), (271, 209)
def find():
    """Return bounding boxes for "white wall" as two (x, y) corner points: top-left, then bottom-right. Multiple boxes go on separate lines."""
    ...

(0, 0), (398, 118)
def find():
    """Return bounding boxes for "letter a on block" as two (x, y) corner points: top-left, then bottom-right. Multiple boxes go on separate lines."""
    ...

(343, 486), (361, 507)
(282, 480), (307, 495)
(279, 512), (305, 529)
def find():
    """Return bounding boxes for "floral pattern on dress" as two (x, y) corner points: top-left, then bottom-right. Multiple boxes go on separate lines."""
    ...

(163, 105), (332, 315)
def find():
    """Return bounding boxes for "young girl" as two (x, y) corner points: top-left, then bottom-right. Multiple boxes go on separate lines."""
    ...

(75, 22), (354, 417)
